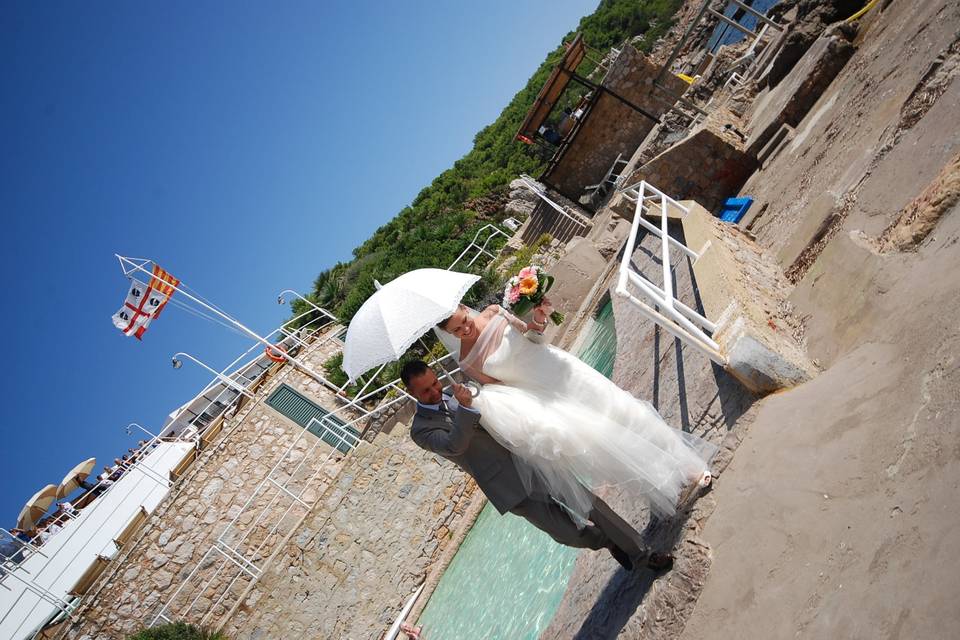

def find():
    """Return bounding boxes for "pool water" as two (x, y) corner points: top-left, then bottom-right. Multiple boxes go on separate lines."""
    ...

(415, 300), (617, 639)
(573, 299), (617, 378)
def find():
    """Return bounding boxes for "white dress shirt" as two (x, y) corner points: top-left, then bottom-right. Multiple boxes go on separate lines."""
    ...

(418, 393), (479, 414)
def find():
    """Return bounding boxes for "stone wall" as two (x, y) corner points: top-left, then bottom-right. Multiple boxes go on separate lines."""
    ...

(57, 326), (485, 640)
(58, 329), (372, 638)
(221, 422), (478, 640)
(545, 46), (687, 202)
(614, 119), (757, 216)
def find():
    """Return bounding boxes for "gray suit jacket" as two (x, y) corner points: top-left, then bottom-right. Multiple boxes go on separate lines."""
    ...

(410, 392), (534, 514)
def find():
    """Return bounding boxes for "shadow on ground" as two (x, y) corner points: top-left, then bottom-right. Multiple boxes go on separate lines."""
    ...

(570, 507), (697, 639)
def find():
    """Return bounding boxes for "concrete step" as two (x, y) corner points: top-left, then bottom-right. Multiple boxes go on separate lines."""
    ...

(679, 200), (818, 393)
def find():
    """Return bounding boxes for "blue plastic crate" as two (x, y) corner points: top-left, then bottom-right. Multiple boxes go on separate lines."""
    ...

(718, 197), (753, 223)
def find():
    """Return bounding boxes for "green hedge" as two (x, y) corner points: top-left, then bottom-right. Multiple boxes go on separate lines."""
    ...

(127, 622), (227, 640)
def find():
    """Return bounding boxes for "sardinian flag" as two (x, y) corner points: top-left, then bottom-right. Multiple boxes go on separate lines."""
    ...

(112, 271), (175, 340)
(148, 264), (179, 318)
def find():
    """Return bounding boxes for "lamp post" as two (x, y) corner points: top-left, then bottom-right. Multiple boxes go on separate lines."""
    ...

(125, 422), (159, 441)
(171, 352), (254, 398)
(119, 424), (171, 486)
(276, 289), (338, 322)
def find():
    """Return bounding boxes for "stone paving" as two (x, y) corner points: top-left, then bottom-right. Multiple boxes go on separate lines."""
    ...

(542, 225), (758, 639)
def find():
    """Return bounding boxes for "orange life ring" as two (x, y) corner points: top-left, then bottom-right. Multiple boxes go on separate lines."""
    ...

(264, 343), (287, 362)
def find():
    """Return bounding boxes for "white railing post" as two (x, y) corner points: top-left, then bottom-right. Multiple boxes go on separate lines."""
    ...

(659, 190), (675, 311)
(614, 180), (725, 365)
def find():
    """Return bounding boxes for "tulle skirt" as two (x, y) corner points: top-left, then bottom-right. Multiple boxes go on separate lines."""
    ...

(472, 380), (716, 519)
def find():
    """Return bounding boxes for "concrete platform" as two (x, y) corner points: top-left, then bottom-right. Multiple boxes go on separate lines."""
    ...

(679, 201), (818, 393)
(746, 29), (856, 157)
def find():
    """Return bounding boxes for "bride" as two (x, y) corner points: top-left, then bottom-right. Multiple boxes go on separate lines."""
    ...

(438, 300), (716, 519)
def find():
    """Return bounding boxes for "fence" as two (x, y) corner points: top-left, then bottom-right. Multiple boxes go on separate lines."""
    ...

(616, 180), (725, 364)
(448, 224), (511, 271)
(518, 175), (592, 245)
(149, 350), (462, 630)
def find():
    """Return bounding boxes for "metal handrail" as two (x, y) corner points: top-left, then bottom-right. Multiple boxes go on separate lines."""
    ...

(615, 181), (725, 364)
(518, 174), (590, 230)
(150, 352), (461, 628)
(448, 224), (511, 271)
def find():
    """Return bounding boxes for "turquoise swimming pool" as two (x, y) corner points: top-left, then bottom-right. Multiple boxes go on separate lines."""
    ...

(415, 300), (617, 639)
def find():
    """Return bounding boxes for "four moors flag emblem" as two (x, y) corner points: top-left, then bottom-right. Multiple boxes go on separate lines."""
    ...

(112, 264), (180, 340)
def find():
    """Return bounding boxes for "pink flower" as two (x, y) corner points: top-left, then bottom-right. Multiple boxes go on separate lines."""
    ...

(518, 266), (535, 279)
(508, 286), (521, 304)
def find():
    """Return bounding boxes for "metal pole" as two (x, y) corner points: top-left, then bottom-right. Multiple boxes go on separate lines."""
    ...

(625, 271), (720, 348)
(727, 0), (782, 29)
(126, 422), (160, 441)
(616, 289), (725, 364)
(568, 72), (660, 124)
(172, 353), (255, 399)
(625, 270), (717, 332)
(655, 0), (714, 85)
(617, 185), (647, 294)
(707, 8), (761, 38)
(115, 256), (332, 387)
(276, 289), (338, 322)
(660, 192), (675, 311)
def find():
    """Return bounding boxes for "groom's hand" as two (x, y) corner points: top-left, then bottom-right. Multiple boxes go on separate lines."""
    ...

(452, 383), (473, 408)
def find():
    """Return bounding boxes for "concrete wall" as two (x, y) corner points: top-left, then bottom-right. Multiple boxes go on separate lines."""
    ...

(545, 46), (687, 202)
(615, 123), (756, 216)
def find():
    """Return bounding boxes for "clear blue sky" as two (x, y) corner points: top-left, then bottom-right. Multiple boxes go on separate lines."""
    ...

(0, 1), (598, 523)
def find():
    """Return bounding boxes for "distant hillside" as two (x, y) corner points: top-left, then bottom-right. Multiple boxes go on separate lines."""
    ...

(294, 0), (684, 325)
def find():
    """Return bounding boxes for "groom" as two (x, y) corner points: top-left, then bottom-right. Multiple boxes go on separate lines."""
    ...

(401, 360), (673, 572)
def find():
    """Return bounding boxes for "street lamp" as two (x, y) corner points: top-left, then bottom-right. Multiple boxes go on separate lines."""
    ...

(119, 423), (171, 486)
(171, 352), (254, 398)
(125, 422), (160, 441)
(276, 289), (338, 321)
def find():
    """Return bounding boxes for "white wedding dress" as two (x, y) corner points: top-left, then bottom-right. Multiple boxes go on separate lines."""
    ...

(457, 308), (717, 518)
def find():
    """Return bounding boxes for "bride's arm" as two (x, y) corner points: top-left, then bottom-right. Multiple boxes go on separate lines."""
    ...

(486, 305), (547, 344)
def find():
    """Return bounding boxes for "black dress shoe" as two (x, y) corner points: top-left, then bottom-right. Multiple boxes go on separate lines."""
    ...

(646, 552), (674, 571)
(607, 544), (634, 571)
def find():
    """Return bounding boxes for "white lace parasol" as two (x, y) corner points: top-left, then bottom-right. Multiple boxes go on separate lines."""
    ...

(341, 268), (479, 382)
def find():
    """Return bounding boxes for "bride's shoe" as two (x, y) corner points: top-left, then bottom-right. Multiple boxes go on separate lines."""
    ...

(677, 469), (712, 507)
(696, 469), (712, 489)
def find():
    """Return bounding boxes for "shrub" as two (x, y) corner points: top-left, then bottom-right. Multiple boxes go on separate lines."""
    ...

(127, 622), (227, 640)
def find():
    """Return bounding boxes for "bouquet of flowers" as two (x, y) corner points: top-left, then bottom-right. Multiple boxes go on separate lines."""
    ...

(502, 265), (564, 325)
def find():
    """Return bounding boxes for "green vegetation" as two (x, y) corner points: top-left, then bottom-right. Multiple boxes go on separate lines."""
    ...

(128, 622), (227, 640)
(293, 0), (685, 372)
(493, 233), (553, 276)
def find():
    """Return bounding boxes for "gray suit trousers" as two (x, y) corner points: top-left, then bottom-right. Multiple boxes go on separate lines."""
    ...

(510, 491), (648, 560)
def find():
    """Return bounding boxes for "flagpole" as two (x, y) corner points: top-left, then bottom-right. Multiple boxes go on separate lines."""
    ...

(115, 256), (339, 390)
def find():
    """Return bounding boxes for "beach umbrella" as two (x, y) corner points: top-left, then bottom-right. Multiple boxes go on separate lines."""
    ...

(342, 268), (479, 382)
(56, 457), (97, 498)
(17, 484), (58, 530)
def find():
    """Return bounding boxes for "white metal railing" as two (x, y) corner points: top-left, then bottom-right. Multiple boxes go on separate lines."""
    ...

(0, 434), (174, 601)
(149, 343), (461, 629)
(2, 312), (340, 638)
(615, 181), (725, 364)
(0, 442), (191, 638)
(518, 174), (590, 233)
(163, 309), (340, 441)
(448, 224), (510, 271)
